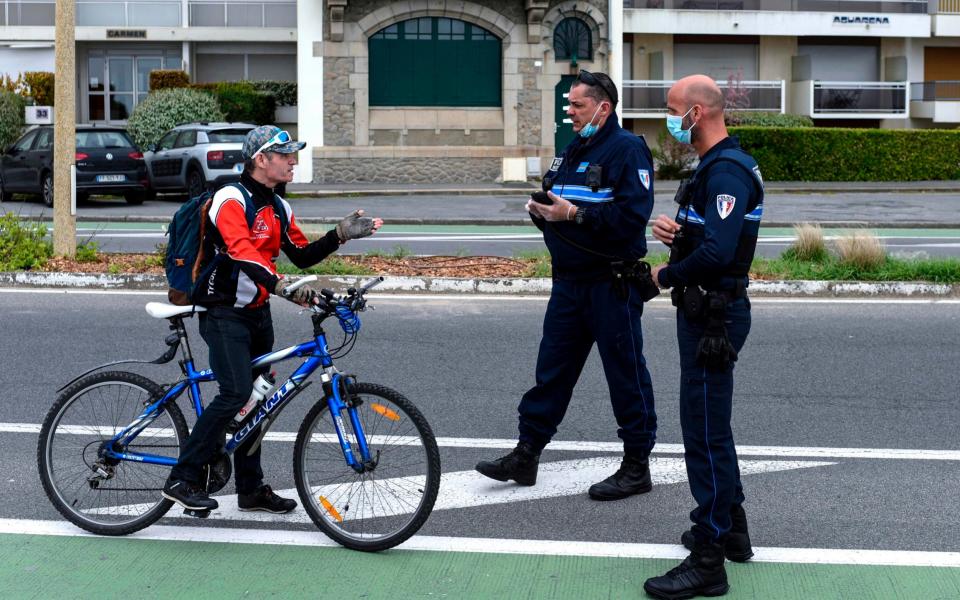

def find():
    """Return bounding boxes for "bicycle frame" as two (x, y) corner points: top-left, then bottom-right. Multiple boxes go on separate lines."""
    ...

(104, 325), (373, 472)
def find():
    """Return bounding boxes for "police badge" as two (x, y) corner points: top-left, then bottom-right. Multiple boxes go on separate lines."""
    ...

(716, 194), (736, 220)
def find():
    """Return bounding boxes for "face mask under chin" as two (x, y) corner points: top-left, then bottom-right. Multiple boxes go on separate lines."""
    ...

(579, 103), (605, 138)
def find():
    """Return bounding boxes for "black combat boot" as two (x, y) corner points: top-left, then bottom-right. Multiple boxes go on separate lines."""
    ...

(475, 442), (541, 486)
(681, 503), (753, 562)
(587, 454), (652, 500)
(644, 540), (728, 600)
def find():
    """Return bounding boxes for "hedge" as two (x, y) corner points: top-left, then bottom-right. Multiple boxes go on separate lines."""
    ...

(0, 91), (26, 150)
(726, 111), (812, 128)
(209, 82), (276, 124)
(730, 126), (960, 181)
(247, 80), (296, 106)
(126, 87), (225, 149)
(150, 70), (189, 91)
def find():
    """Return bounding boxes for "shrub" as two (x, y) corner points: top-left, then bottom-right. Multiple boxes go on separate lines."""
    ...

(725, 112), (813, 128)
(126, 88), (224, 149)
(0, 73), (18, 93)
(22, 71), (54, 106)
(247, 80), (297, 106)
(149, 70), (189, 91)
(835, 232), (886, 270)
(730, 127), (960, 181)
(213, 82), (276, 124)
(0, 213), (52, 270)
(782, 223), (828, 262)
(75, 240), (99, 262)
(651, 128), (697, 180)
(0, 91), (26, 150)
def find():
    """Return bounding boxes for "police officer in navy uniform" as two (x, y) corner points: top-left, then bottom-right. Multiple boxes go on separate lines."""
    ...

(476, 71), (661, 501)
(644, 75), (764, 599)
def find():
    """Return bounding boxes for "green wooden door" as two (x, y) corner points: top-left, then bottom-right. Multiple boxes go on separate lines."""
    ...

(554, 75), (577, 152)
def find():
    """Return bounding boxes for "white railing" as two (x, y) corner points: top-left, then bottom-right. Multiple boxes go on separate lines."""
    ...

(188, 1), (295, 27)
(811, 81), (908, 115)
(76, 0), (181, 27)
(624, 0), (928, 13)
(1, 0), (55, 27)
(622, 79), (785, 115)
(910, 81), (960, 101)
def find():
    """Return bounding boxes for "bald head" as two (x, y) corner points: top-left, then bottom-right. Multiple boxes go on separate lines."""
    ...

(676, 74), (724, 114)
(666, 74), (729, 154)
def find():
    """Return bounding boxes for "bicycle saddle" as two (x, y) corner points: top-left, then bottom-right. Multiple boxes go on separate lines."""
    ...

(145, 302), (207, 319)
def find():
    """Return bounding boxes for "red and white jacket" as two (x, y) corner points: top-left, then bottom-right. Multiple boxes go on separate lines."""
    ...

(192, 173), (340, 309)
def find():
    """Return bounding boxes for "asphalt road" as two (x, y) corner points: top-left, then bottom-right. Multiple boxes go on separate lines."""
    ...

(3, 289), (959, 553)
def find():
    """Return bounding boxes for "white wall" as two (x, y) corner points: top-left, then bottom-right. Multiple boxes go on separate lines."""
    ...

(0, 46), (55, 77)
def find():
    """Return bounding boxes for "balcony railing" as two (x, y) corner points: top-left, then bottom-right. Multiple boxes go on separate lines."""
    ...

(809, 81), (908, 119)
(624, 0), (928, 13)
(936, 0), (960, 13)
(911, 81), (960, 101)
(77, 1), (181, 27)
(189, 1), (296, 27)
(1, 0), (54, 26)
(622, 79), (785, 116)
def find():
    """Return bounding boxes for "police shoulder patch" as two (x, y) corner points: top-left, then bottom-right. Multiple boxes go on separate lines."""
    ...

(550, 157), (563, 171)
(716, 194), (736, 220)
(638, 169), (650, 190)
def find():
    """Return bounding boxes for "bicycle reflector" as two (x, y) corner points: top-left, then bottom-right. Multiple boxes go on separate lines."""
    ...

(335, 305), (361, 334)
(370, 403), (401, 421)
(319, 496), (344, 522)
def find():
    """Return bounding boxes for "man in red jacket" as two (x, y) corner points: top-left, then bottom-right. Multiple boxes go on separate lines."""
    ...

(162, 125), (382, 513)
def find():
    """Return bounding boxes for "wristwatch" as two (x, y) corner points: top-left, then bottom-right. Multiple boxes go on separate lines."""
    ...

(573, 207), (586, 225)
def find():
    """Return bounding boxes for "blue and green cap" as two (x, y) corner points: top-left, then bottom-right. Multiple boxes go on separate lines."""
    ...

(242, 125), (306, 159)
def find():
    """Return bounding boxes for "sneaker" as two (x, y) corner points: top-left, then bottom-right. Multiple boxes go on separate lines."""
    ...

(681, 504), (753, 562)
(238, 484), (297, 514)
(162, 479), (218, 511)
(588, 455), (652, 501)
(475, 442), (541, 486)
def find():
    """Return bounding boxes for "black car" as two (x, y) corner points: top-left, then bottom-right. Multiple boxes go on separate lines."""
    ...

(0, 125), (150, 206)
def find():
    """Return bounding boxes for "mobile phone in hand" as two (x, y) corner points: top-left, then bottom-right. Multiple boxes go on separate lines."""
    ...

(531, 191), (553, 205)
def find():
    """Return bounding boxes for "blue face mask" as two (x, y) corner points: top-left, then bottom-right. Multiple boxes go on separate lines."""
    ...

(666, 106), (696, 144)
(579, 104), (606, 138)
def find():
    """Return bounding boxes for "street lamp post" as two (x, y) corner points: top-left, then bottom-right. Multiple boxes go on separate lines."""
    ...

(53, 0), (76, 257)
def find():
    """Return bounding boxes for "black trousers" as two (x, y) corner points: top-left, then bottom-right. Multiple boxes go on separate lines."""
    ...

(677, 297), (751, 543)
(517, 278), (657, 457)
(170, 305), (273, 495)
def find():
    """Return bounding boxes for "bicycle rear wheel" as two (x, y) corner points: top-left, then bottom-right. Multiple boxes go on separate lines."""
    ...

(294, 382), (441, 552)
(37, 371), (189, 535)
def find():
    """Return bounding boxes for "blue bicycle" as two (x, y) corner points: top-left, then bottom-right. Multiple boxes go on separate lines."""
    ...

(37, 276), (441, 551)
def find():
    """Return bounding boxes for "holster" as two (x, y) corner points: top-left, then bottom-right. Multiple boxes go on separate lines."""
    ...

(611, 260), (661, 302)
(694, 292), (739, 371)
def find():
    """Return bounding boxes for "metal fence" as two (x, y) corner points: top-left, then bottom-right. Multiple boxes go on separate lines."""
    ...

(188, 1), (296, 27)
(910, 81), (960, 101)
(622, 79), (784, 114)
(812, 81), (907, 114)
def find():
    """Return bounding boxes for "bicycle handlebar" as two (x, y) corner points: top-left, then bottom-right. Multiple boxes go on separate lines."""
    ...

(281, 275), (319, 296)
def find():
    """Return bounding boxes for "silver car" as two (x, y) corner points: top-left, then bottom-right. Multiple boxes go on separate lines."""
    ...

(144, 122), (255, 197)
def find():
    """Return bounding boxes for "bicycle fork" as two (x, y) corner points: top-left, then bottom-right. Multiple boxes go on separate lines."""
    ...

(324, 372), (377, 473)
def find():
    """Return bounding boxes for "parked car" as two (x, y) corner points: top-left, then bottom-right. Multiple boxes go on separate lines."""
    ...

(0, 125), (150, 206)
(143, 122), (256, 198)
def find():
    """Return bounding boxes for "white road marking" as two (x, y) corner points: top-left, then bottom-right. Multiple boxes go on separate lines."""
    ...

(2, 518), (959, 567)
(9, 422), (960, 460)
(88, 456), (831, 524)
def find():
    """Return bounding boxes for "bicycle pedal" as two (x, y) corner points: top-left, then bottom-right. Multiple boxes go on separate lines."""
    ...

(183, 508), (211, 519)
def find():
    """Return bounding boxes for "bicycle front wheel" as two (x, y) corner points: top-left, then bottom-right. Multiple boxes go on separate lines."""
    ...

(294, 382), (441, 551)
(37, 371), (188, 535)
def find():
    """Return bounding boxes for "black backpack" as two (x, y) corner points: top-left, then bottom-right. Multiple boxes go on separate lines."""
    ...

(164, 183), (287, 305)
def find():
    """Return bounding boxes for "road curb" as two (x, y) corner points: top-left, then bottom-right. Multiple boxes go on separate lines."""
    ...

(1, 272), (956, 298)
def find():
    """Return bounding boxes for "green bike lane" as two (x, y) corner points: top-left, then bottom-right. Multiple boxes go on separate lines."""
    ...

(3, 526), (959, 599)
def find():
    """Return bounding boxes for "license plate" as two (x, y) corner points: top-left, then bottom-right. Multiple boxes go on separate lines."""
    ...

(96, 174), (126, 183)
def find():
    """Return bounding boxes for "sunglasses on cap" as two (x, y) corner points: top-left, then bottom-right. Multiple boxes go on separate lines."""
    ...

(576, 70), (618, 107)
(251, 129), (292, 159)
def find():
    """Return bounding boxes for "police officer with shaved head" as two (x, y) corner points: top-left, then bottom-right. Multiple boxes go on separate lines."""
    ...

(645, 75), (764, 599)
(475, 71), (661, 502)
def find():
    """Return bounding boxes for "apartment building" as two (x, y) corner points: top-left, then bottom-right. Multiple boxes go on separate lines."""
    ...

(1, 1), (956, 183)
(621, 0), (960, 142)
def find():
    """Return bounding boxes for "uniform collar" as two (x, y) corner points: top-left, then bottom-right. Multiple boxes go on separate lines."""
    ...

(574, 112), (620, 151)
(700, 136), (739, 163)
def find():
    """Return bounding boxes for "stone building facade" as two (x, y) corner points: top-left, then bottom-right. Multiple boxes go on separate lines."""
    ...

(314, 0), (612, 183)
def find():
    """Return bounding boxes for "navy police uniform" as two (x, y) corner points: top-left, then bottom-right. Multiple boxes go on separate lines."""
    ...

(656, 136), (764, 544)
(518, 116), (658, 458)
